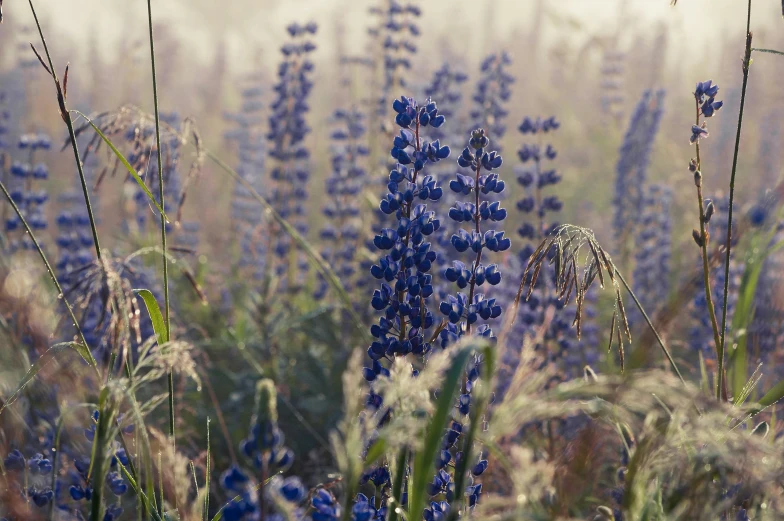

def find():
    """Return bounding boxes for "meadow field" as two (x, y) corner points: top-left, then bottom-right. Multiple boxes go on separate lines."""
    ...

(1, 0), (784, 520)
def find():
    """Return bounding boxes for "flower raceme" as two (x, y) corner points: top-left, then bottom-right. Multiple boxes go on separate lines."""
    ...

(365, 96), (450, 373)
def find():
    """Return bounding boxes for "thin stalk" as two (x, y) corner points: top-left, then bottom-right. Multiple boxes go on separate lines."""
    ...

(205, 418), (211, 521)
(0, 180), (95, 365)
(615, 270), (685, 383)
(27, 0), (102, 260)
(144, 0), (175, 451)
(387, 449), (408, 521)
(694, 99), (724, 399)
(719, 0), (753, 400)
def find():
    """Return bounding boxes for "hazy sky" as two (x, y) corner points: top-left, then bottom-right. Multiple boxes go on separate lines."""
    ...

(6, 0), (780, 68)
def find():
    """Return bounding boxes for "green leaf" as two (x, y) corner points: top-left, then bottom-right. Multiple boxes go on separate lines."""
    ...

(445, 343), (494, 521)
(758, 379), (784, 408)
(363, 439), (387, 469)
(407, 346), (474, 521)
(731, 236), (784, 404)
(71, 110), (169, 221)
(0, 342), (94, 415)
(136, 288), (169, 344)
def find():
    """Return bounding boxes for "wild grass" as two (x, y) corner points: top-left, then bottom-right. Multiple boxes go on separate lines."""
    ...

(0, 0), (783, 520)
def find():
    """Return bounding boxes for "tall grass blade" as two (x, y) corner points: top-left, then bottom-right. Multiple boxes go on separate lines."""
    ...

(143, 0), (175, 468)
(27, 0), (103, 260)
(407, 345), (474, 521)
(70, 110), (168, 219)
(0, 179), (95, 360)
(447, 344), (495, 521)
(752, 48), (784, 56)
(0, 342), (95, 415)
(89, 387), (120, 521)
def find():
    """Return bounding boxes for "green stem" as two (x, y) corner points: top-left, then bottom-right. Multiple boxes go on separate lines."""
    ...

(615, 270), (685, 383)
(27, 0), (102, 260)
(751, 47), (784, 56)
(694, 97), (724, 399)
(719, 0), (753, 401)
(387, 449), (408, 521)
(145, 0), (174, 449)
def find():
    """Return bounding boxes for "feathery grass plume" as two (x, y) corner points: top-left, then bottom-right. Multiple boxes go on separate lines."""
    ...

(486, 367), (784, 519)
(612, 89), (665, 266)
(66, 106), (203, 229)
(521, 224), (682, 379)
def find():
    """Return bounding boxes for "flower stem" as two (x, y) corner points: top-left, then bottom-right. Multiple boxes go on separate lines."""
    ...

(694, 100), (724, 400)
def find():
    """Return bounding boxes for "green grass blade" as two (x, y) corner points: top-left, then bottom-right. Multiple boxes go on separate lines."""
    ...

(210, 482), (267, 521)
(48, 403), (94, 521)
(117, 462), (164, 521)
(0, 179), (95, 363)
(89, 387), (120, 521)
(205, 417), (211, 520)
(758, 379), (784, 408)
(752, 48), (784, 56)
(70, 110), (169, 220)
(408, 345), (474, 521)
(0, 342), (95, 415)
(731, 236), (784, 403)
(446, 344), (495, 521)
(135, 289), (170, 344)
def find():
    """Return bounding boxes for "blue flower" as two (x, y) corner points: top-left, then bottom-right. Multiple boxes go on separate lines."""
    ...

(312, 488), (341, 521)
(470, 54), (514, 144)
(690, 124), (708, 144)
(267, 22), (318, 286)
(613, 90), (666, 243)
(365, 96), (449, 383)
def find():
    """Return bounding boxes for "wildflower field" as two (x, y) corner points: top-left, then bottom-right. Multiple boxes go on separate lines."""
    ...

(1, 0), (784, 519)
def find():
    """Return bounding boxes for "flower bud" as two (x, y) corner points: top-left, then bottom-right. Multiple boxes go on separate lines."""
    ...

(692, 229), (704, 247)
(693, 170), (702, 187)
(704, 200), (715, 222)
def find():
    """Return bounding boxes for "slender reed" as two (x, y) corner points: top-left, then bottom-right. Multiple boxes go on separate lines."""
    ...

(27, 0), (102, 260)
(719, 0), (753, 398)
(0, 180), (95, 365)
(144, 0), (175, 450)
